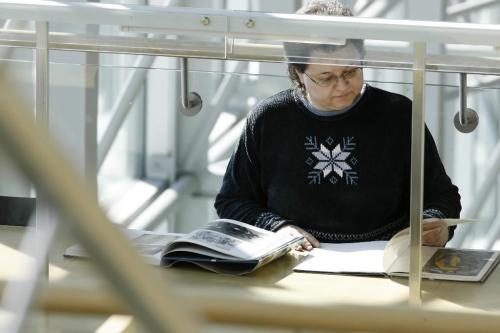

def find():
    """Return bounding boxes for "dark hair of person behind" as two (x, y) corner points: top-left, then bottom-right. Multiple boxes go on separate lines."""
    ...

(284, 0), (365, 95)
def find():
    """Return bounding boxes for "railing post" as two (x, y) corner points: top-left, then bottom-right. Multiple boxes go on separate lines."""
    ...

(35, 20), (51, 277)
(409, 41), (426, 306)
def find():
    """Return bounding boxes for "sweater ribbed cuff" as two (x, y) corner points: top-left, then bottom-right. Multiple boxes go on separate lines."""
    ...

(423, 208), (446, 220)
(423, 208), (456, 242)
(255, 212), (292, 231)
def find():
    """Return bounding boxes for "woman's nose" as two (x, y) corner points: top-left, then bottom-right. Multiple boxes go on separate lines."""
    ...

(334, 78), (349, 90)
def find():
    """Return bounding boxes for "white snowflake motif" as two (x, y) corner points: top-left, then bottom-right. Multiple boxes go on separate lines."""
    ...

(312, 144), (352, 178)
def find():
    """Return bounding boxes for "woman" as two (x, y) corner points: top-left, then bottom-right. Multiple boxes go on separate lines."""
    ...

(214, 0), (461, 250)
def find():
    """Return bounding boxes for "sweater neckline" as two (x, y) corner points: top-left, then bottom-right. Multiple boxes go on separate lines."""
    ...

(293, 84), (372, 121)
(301, 83), (367, 116)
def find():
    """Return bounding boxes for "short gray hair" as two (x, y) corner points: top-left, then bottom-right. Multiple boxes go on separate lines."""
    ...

(296, 0), (353, 16)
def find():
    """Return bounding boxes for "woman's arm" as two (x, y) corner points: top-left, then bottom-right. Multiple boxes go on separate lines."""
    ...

(422, 127), (462, 244)
(214, 115), (291, 232)
(214, 103), (320, 250)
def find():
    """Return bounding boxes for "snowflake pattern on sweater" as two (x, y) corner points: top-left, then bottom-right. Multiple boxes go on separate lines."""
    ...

(305, 136), (359, 186)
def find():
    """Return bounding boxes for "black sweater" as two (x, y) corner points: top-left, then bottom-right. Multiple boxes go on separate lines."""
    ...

(215, 85), (461, 242)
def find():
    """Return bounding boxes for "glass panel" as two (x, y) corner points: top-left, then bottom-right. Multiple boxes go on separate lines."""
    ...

(443, 82), (500, 250)
(97, 65), (145, 190)
(1, 38), (500, 251)
(45, 59), (145, 222)
(43, 57), (500, 250)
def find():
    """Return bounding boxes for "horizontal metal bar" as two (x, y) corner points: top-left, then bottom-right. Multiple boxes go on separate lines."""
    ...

(0, 1), (500, 46)
(446, 0), (500, 17)
(0, 1), (229, 35)
(30, 284), (500, 333)
(0, 29), (226, 58)
(1, 29), (500, 75)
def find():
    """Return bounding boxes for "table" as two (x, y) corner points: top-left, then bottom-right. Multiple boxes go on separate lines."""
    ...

(1, 225), (500, 333)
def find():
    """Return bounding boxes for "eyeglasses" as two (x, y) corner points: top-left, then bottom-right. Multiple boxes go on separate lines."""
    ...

(304, 67), (361, 87)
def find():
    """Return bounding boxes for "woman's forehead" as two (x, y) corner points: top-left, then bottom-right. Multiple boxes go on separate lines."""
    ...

(305, 62), (358, 74)
(307, 45), (361, 66)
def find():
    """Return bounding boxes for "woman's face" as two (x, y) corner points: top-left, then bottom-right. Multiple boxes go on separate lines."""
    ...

(299, 47), (364, 111)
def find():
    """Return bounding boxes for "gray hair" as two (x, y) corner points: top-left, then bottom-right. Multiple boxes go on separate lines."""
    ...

(284, 0), (365, 94)
(296, 0), (353, 16)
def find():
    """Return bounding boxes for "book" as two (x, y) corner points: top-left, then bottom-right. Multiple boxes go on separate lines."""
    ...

(293, 223), (500, 282)
(160, 219), (304, 275)
(64, 219), (303, 275)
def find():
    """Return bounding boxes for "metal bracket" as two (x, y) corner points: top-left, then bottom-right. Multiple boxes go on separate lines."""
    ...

(179, 57), (202, 116)
(454, 73), (479, 133)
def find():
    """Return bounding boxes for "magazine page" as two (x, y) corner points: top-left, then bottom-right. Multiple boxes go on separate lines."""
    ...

(421, 249), (500, 282)
(383, 244), (437, 276)
(382, 224), (441, 275)
(165, 219), (288, 259)
(383, 219), (481, 275)
(387, 246), (500, 282)
(293, 241), (388, 275)
(382, 227), (500, 282)
(383, 226), (440, 275)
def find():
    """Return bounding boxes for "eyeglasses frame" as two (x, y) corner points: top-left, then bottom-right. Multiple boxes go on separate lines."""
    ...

(303, 67), (362, 87)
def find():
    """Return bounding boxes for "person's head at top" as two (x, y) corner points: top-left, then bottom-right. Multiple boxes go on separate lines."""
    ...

(284, 0), (365, 112)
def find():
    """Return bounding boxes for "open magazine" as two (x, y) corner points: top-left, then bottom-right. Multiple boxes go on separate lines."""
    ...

(161, 219), (304, 275)
(64, 219), (304, 275)
(294, 221), (500, 282)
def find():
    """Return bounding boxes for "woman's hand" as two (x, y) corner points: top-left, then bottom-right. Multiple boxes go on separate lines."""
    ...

(422, 218), (449, 247)
(277, 224), (320, 251)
